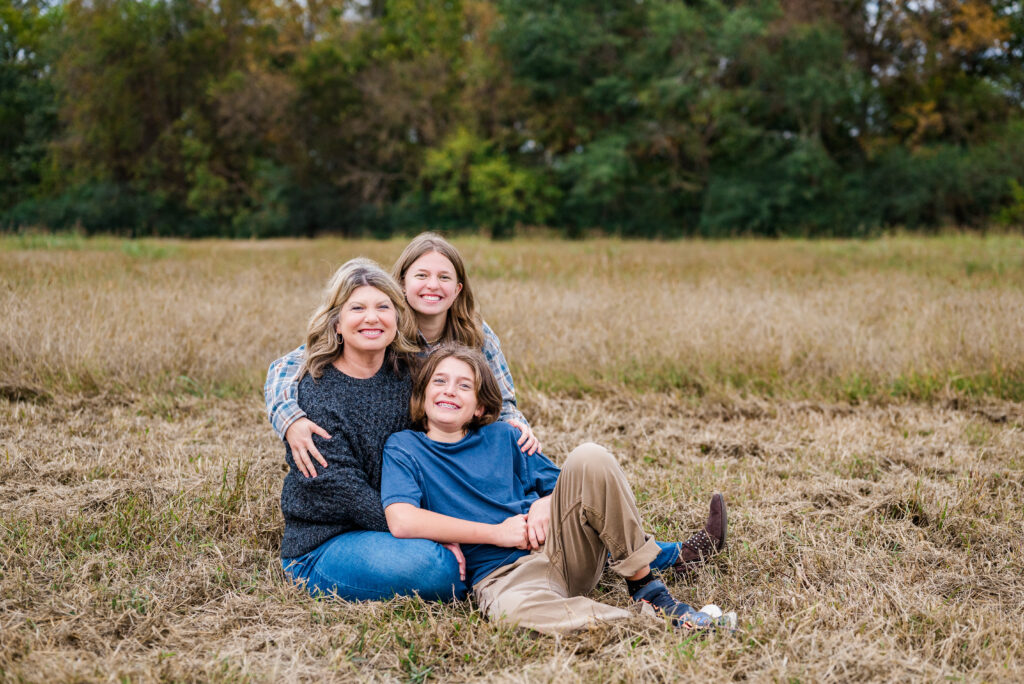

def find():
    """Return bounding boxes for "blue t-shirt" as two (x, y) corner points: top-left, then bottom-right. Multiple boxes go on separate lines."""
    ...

(381, 421), (561, 585)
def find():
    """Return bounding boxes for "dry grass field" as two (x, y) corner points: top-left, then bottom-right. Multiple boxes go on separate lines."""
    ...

(2, 234), (1023, 682)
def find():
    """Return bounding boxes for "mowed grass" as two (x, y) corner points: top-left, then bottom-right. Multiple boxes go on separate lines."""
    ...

(2, 235), (1023, 681)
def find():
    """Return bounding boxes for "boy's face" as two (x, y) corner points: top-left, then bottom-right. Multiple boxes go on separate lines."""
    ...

(424, 356), (483, 436)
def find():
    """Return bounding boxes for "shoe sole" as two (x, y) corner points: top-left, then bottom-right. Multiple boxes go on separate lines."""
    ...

(714, 492), (727, 551)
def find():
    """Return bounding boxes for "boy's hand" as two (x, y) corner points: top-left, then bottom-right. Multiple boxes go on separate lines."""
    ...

(285, 418), (331, 478)
(526, 496), (551, 549)
(493, 515), (530, 549)
(442, 543), (466, 581)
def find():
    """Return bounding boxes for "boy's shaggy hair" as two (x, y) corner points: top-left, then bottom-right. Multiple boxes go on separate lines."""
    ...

(410, 344), (502, 432)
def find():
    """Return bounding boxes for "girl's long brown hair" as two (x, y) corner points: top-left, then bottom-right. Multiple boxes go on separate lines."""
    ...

(392, 232), (484, 349)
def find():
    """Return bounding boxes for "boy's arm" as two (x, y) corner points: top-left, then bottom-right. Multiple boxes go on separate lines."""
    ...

(526, 495), (552, 550)
(385, 503), (529, 550)
(518, 443), (560, 549)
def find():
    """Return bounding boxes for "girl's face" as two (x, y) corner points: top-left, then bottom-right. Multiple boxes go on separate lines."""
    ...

(403, 251), (463, 318)
(334, 285), (397, 354)
(423, 356), (483, 435)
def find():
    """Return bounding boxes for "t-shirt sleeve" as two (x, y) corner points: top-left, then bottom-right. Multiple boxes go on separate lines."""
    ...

(526, 451), (560, 497)
(381, 439), (425, 509)
(506, 425), (559, 496)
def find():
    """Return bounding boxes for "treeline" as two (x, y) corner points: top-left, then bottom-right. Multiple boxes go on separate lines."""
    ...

(2, 0), (1023, 238)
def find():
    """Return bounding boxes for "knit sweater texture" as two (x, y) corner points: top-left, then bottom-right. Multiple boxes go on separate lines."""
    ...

(279, 361), (411, 559)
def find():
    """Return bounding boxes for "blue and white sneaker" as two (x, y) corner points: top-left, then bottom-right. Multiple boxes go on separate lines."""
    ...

(632, 579), (736, 632)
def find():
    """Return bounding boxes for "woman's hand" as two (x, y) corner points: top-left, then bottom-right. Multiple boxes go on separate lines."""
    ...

(493, 514), (530, 549)
(442, 542), (466, 581)
(285, 417), (331, 478)
(526, 496), (551, 550)
(507, 419), (541, 456)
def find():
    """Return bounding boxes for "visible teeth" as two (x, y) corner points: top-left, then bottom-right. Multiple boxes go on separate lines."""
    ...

(437, 401), (459, 410)
(422, 295), (441, 301)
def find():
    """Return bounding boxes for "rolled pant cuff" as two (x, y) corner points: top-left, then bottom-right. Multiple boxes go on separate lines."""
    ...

(607, 536), (662, 578)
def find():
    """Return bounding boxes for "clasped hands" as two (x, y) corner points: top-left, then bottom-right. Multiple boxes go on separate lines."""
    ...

(493, 496), (551, 551)
(441, 496), (551, 583)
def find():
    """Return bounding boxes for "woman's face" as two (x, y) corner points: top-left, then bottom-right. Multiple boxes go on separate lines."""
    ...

(403, 251), (462, 318)
(335, 285), (398, 354)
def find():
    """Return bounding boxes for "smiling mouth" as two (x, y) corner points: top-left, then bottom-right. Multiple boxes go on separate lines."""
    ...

(359, 329), (385, 338)
(435, 401), (460, 410)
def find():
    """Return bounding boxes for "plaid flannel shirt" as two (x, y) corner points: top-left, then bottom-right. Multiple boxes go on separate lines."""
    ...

(264, 321), (528, 440)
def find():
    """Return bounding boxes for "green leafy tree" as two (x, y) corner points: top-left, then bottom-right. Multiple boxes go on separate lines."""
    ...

(0, 0), (58, 210)
(415, 127), (558, 237)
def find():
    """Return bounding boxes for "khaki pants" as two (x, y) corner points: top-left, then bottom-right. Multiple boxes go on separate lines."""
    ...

(473, 443), (662, 635)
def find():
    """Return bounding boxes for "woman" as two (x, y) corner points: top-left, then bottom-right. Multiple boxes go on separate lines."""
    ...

(266, 233), (539, 481)
(279, 258), (469, 600)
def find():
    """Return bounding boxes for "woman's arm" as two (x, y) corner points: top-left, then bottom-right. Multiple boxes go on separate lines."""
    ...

(266, 345), (332, 478)
(385, 503), (529, 549)
(480, 321), (540, 455)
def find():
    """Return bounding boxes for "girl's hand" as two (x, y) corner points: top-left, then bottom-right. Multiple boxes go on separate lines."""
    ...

(442, 542), (466, 581)
(285, 418), (331, 478)
(526, 496), (551, 550)
(507, 419), (541, 456)
(493, 514), (530, 549)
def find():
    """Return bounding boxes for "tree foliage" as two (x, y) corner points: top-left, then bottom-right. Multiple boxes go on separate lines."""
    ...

(2, 0), (1023, 236)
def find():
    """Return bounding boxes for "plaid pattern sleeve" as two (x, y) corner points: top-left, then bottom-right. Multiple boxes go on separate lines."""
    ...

(480, 321), (529, 428)
(264, 345), (306, 440)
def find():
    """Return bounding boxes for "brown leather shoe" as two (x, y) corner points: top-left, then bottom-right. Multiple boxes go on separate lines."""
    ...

(674, 493), (727, 573)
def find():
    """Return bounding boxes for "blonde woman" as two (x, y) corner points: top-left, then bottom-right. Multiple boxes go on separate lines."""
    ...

(278, 258), (468, 600)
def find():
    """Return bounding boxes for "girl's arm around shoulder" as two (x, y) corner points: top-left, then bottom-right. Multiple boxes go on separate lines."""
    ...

(480, 321), (527, 426)
(265, 344), (307, 440)
(481, 321), (542, 455)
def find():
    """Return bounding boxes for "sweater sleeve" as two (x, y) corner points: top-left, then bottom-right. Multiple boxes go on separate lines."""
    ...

(264, 345), (306, 440)
(284, 429), (390, 532)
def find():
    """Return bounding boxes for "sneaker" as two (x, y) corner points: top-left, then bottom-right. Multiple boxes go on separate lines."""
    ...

(674, 493), (727, 574)
(631, 579), (729, 631)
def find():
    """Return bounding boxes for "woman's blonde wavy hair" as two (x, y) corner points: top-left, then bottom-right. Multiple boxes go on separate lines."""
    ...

(301, 258), (420, 380)
(392, 232), (484, 349)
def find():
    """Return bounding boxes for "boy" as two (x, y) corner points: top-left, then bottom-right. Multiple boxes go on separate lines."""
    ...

(381, 345), (734, 635)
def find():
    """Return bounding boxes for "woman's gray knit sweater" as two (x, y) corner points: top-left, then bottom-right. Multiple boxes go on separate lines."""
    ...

(279, 361), (411, 559)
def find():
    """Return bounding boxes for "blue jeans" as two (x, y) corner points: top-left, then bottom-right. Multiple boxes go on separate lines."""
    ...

(283, 532), (682, 602)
